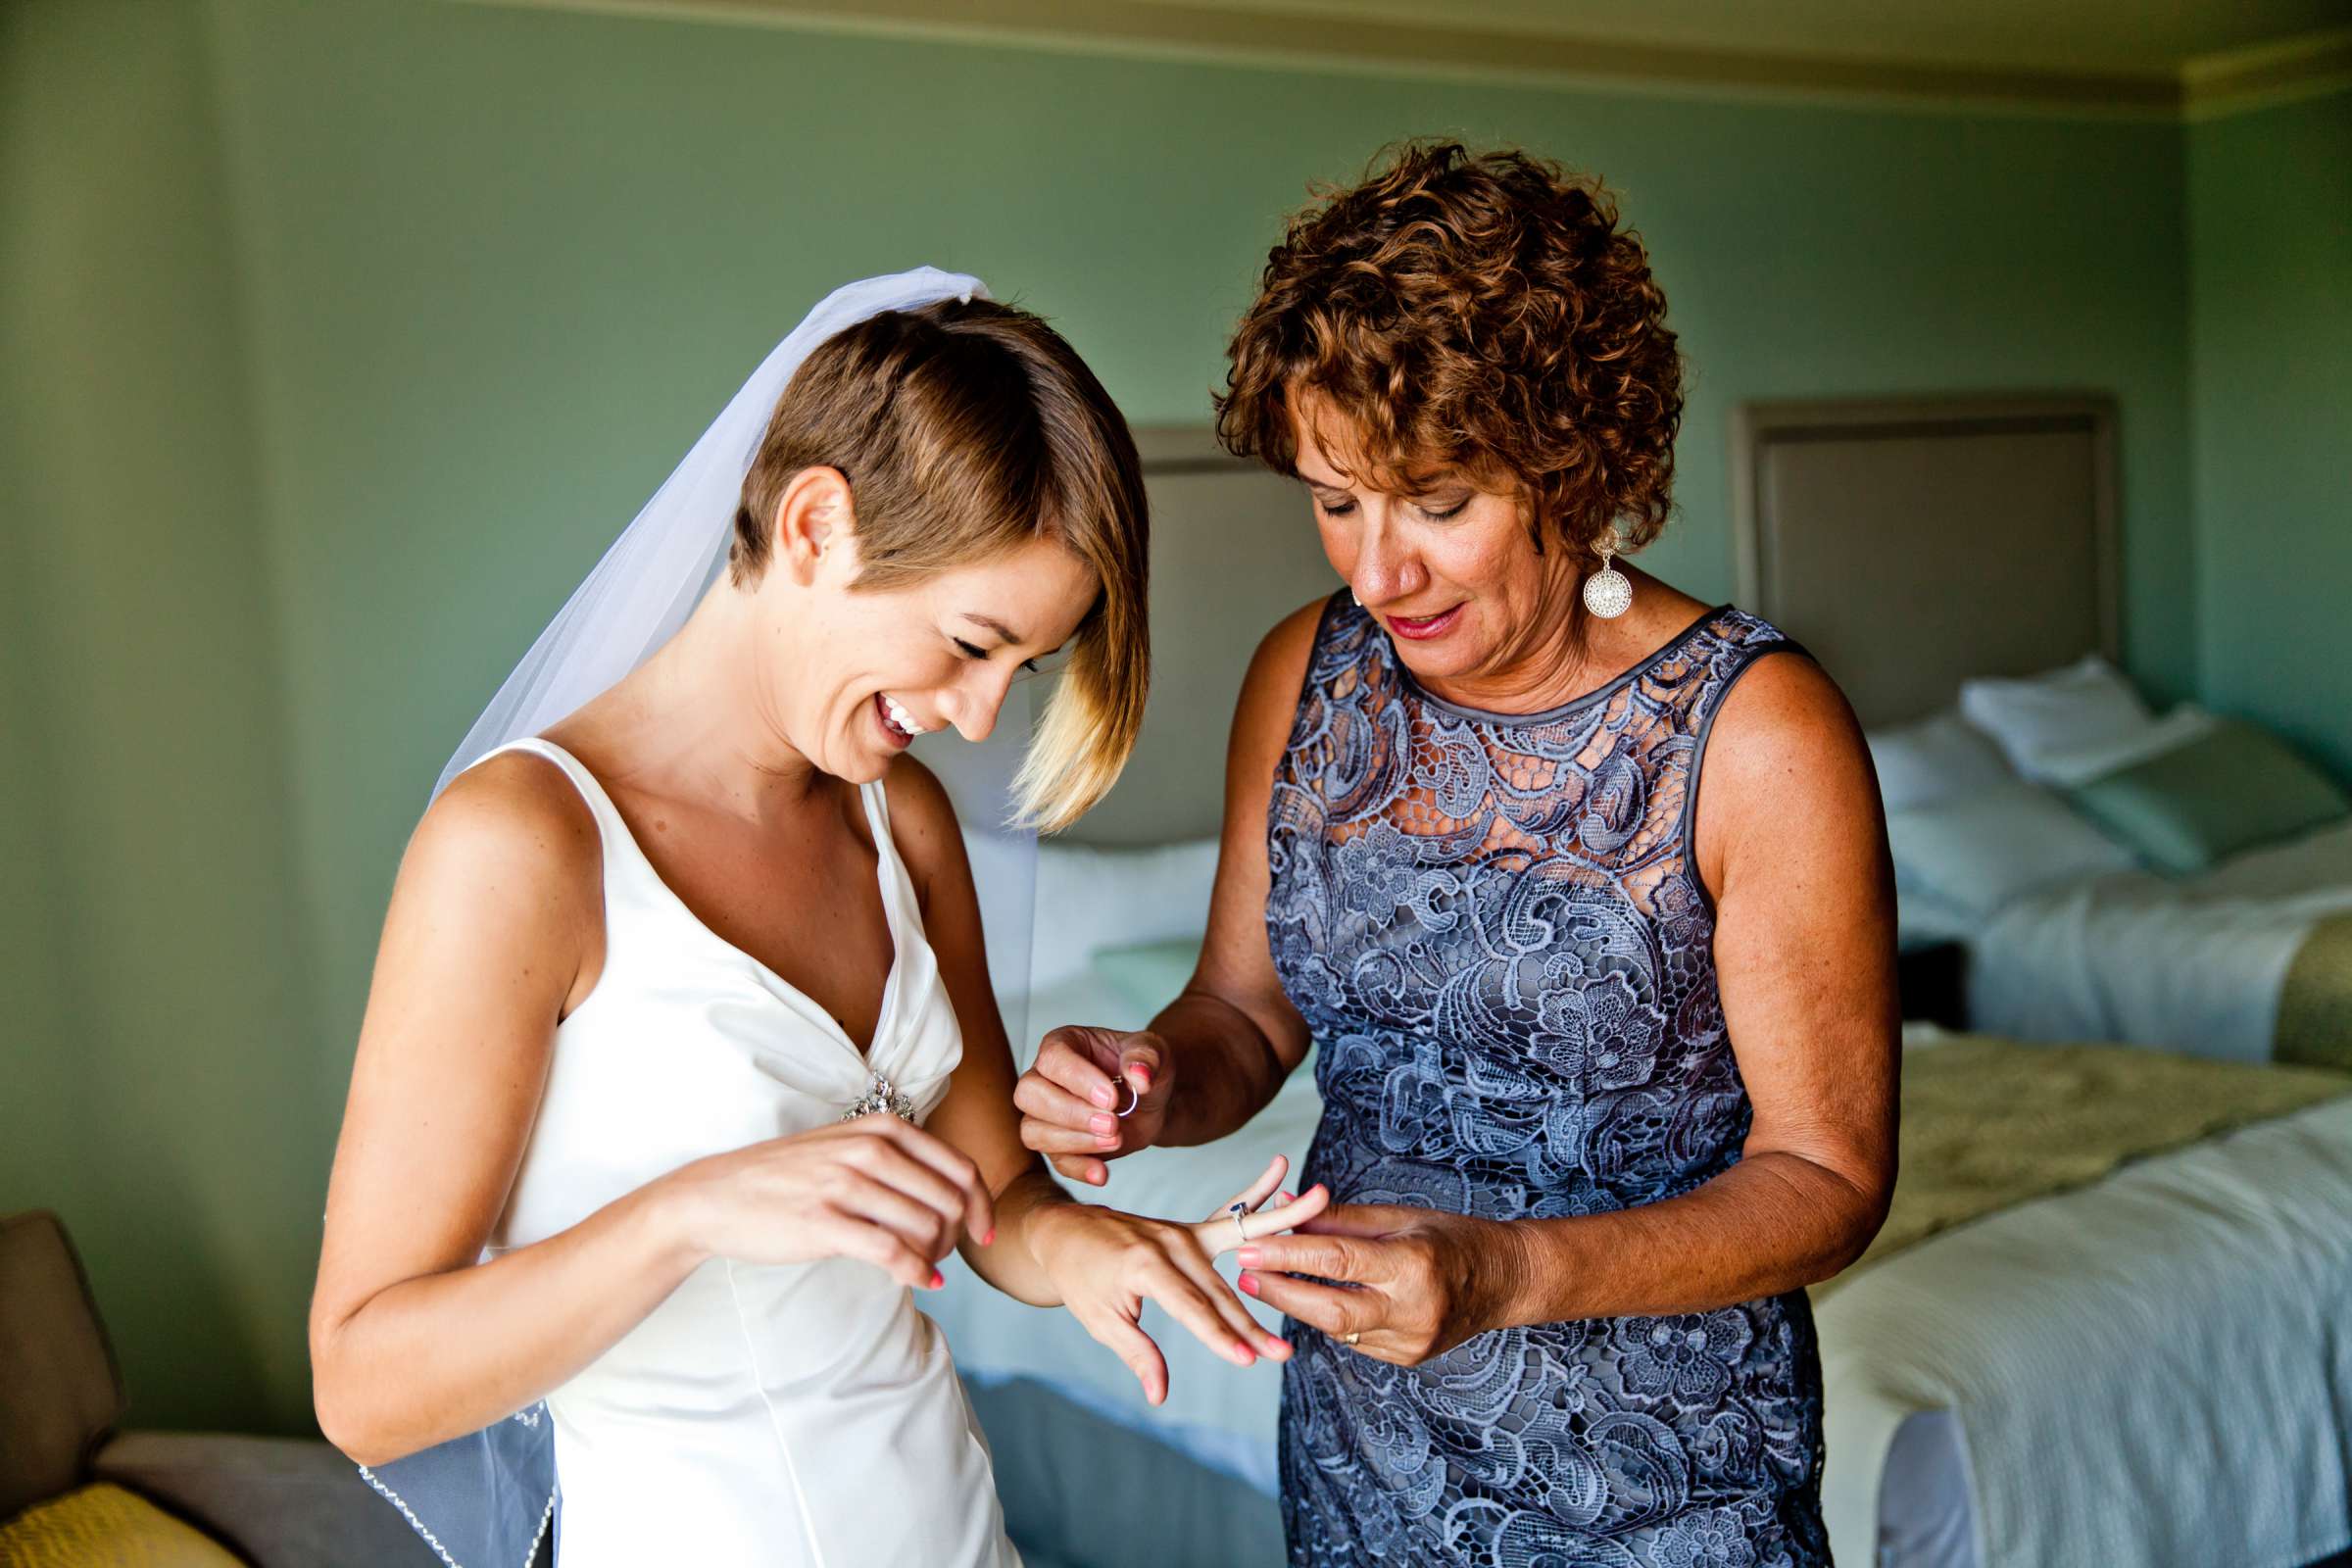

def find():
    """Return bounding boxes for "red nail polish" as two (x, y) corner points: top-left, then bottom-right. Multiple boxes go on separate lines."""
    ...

(929, 1269), (945, 1290)
(1239, 1271), (1260, 1296)
(1237, 1246), (1260, 1265)
(981, 1228), (996, 1247)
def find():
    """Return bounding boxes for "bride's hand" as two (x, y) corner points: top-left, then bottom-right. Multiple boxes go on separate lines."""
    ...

(657, 1115), (995, 1293)
(1028, 1155), (1328, 1405)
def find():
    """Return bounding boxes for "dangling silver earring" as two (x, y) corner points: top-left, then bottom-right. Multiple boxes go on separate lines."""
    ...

(1583, 536), (1632, 619)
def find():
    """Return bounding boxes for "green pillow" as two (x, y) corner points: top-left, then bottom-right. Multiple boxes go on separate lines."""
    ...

(1090, 935), (1204, 1017)
(2064, 716), (2350, 875)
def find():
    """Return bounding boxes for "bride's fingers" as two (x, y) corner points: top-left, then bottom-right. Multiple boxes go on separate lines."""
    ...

(1190, 1183), (1331, 1258)
(1075, 1303), (1169, 1406)
(1201, 1153), (1289, 1226)
(1140, 1264), (1260, 1369)
(1166, 1247), (1291, 1358)
(1240, 1183), (1331, 1241)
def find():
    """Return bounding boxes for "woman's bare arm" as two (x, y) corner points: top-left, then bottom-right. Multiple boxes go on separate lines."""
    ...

(1013, 602), (1323, 1184)
(309, 757), (710, 1466)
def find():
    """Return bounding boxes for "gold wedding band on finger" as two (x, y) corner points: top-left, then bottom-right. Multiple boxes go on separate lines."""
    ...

(1344, 1331), (1360, 1346)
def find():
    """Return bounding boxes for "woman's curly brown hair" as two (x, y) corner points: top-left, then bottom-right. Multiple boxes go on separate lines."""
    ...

(1215, 141), (1683, 560)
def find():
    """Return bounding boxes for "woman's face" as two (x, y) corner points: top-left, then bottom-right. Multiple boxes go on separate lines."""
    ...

(752, 476), (1095, 784)
(1290, 394), (1577, 690)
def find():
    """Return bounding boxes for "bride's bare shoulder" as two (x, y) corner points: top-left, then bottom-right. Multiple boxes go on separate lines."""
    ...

(400, 749), (603, 913)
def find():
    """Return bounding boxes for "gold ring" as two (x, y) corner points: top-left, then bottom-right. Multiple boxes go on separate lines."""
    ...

(1344, 1331), (1360, 1346)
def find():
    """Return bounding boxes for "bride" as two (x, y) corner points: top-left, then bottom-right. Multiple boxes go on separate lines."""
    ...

(309, 270), (1323, 1566)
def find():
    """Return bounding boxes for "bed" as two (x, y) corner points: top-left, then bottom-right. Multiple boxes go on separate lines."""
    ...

(1736, 395), (2352, 1070)
(923, 409), (2352, 1568)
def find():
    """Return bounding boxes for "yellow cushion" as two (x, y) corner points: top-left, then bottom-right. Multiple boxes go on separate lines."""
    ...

(0, 1483), (245, 1567)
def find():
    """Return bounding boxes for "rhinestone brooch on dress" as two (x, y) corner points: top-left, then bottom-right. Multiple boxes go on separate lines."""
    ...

(843, 1072), (915, 1122)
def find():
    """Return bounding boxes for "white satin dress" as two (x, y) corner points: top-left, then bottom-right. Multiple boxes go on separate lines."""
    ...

(477, 739), (1019, 1568)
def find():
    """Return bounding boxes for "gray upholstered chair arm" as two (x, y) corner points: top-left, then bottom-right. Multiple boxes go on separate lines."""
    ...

(91, 1430), (448, 1568)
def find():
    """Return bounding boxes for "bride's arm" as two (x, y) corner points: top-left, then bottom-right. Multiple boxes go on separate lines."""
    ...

(886, 758), (1316, 1403)
(314, 758), (984, 1466)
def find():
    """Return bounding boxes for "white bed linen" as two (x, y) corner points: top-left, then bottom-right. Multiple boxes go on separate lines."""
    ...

(1818, 1088), (2352, 1568)
(1965, 817), (2352, 1059)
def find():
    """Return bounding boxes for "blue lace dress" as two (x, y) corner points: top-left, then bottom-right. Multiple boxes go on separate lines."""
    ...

(1268, 593), (1831, 1568)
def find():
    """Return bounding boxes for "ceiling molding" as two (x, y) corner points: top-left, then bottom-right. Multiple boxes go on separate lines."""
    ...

(2181, 25), (2352, 120)
(457, 0), (2352, 122)
(458, 0), (2180, 117)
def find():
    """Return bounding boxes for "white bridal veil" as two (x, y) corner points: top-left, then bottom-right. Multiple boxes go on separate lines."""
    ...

(365, 267), (1042, 1566)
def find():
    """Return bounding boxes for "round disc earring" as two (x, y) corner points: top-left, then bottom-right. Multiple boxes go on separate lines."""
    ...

(1583, 538), (1633, 619)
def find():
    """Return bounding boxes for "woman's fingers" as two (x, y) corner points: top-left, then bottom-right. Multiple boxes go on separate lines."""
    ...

(1166, 1246), (1292, 1359)
(1241, 1183), (1330, 1240)
(821, 1207), (940, 1292)
(1190, 1182), (1330, 1258)
(1203, 1153), (1289, 1224)
(840, 1138), (977, 1253)
(1287, 1200), (1411, 1238)
(1022, 1115), (1125, 1157)
(1013, 1069), (1113, 1144)
(1240, 1268), (1379, 1344)
(1049, 1152), (1111, 1187)
(829, 1170), (956, 1263)
(861, 1118), (995, 1244)
(1030, 1028), (1121, 1110)
(1137, 1262), (1258, 1369)
(1073, 1303), (1170, 1406)
(1234, 1232), (1378, 1284)
(1114, 1035), (1164, 1100)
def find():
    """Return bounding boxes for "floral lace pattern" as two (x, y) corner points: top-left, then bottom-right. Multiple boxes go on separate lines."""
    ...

(1268, 594), (1829, 1567)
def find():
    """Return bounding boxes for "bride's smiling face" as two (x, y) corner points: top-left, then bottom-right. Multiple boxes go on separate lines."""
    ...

(750, 466), (1096, 783)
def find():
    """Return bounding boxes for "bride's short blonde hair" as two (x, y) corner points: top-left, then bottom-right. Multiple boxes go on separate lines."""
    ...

(732, 297), (1149, 834)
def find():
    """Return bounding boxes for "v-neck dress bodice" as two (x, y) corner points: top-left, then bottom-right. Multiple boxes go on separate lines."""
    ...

(476, 739), (1016, 1568)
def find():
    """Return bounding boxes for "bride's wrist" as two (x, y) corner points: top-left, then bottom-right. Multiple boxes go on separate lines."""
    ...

(1022, 1198), (1106, 1278)
(634, 1168), (715, 1272)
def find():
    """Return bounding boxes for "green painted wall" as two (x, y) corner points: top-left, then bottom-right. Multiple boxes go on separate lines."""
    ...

(204, 0), (2199, 1073)
(1, 0), (326, 1433)
(19, 0), (2316, 1439)
(2189, 87), (2352, 781)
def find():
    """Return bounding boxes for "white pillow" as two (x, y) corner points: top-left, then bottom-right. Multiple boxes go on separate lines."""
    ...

(1958, 654), (2154, 783)
(1885, 779), (2137, 919)
(2030, 703), (2222, 789)
(1865, 709), (2015, 812)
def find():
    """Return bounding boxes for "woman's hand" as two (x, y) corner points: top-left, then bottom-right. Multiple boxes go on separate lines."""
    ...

(1030, 1155), (1328, 1404)
(1014, 1025), (1176, 1186)
(657, 1114), (996, 1293)
(1235, 1203), (1533, 1366)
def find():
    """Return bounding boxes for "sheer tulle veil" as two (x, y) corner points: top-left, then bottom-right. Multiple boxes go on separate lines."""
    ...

(362, 268), (1041, 1566)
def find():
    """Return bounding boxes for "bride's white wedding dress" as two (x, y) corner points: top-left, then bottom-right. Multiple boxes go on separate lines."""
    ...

(476, 738), (1020, 1567)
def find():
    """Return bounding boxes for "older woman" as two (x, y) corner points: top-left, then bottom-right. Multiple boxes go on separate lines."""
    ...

(1015, 146), (1897, 1565)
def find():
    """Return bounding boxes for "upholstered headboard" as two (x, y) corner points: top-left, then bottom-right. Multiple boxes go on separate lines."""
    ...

(1061, 426), (1341, 846)
(1729, 394), (2120, 728)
